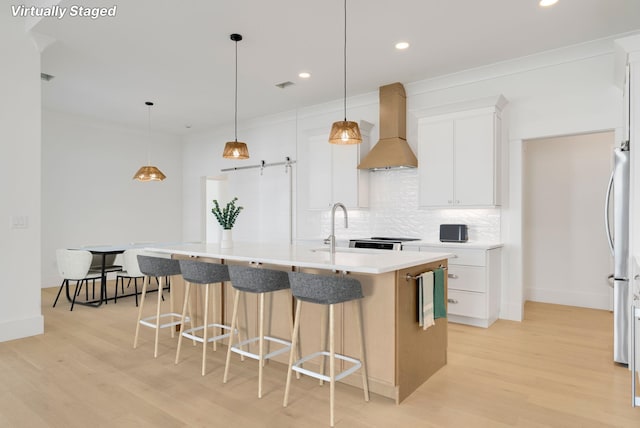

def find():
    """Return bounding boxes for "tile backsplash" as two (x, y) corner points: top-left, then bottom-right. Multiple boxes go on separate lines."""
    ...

(320, 169), (501, 243)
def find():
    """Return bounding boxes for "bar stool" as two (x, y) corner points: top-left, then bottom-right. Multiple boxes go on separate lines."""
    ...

(133, 255), (189, 358)
(284, 271), (369, 428)
(175, 259), (236, 376)
(223, 264), (294, 398)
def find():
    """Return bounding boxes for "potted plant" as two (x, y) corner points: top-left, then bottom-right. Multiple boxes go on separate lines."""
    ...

(211, 197), (243, 248)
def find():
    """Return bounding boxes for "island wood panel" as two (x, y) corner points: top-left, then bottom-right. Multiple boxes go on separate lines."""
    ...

(395, 260), (448, 403)
(341, 270), (396, 398)
(163, 252), (448, 403)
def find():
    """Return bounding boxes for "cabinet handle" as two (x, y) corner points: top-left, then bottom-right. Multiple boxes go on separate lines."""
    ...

(448, 274), (458, 279)
(447, 298), (459, 304)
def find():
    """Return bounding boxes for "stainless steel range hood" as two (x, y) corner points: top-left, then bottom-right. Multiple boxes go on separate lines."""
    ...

(358, 82), (418, 170)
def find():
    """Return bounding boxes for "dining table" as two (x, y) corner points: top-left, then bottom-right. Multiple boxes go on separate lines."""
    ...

(66, 242), (186, 307)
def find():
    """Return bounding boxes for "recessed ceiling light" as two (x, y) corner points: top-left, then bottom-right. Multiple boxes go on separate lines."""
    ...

(298, 72), (311, 79)
(539, 0), (558, 7)
(395, 41), (410, 50)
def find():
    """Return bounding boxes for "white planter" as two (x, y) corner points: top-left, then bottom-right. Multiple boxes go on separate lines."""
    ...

(221, 229), (233, 249)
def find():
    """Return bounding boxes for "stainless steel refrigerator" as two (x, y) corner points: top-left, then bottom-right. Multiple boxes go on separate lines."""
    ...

(605, 140), (631, 365)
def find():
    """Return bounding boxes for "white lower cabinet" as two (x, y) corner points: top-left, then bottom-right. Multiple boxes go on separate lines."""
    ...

(415, 246), (502, 328)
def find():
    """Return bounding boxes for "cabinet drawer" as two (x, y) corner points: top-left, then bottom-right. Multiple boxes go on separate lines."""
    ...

(448, 265), (486, 292)
(447, 290), (487, 319)
(419, 247), (486, 266)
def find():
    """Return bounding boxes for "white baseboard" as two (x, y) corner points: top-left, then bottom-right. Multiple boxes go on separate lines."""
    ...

(526, 287), (611, 310)
(0, 315), (44, 342)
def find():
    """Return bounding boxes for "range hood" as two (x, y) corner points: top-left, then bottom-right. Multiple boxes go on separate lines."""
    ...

(358, 82), (418, 170)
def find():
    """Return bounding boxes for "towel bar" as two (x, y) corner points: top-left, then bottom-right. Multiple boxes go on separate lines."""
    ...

(405, 265), (447, 282)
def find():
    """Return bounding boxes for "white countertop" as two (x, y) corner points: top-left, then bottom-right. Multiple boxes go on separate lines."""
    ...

(402, 241), (503, 250)
(146, 242), (452, 275)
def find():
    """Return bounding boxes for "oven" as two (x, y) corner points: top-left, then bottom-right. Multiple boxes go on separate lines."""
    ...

(349, 237), (420, 251)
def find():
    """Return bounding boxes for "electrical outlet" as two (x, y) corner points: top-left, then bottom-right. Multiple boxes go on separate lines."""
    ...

(10, 215), (28, 229)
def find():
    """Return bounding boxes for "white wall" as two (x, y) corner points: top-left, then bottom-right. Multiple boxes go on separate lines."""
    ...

(524, 132), (614, 310)
(41, 109), (183, 287)
(0, 13), (44, 341)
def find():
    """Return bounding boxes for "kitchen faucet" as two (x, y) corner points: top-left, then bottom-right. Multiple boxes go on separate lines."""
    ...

(328, 202), (348, 254)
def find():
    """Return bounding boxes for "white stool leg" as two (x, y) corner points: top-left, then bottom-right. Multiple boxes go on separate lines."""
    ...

(133, 275), (150, 349)
(355, 299), (370, 401)
(175, 281), (191, 364)
(283, 298), (302, 407)
(154, 276), (163, 358)
(223, 289), (241, 383)
(202, 283), (210, 376)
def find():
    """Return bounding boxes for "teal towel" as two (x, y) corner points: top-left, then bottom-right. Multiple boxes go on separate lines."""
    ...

(433, 268), (446, 319)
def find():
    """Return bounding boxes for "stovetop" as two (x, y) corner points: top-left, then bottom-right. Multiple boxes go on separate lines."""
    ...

(369, 237), (420, 242)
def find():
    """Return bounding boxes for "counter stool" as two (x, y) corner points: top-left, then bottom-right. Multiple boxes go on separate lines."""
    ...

(176, 259), (237, 376)
(284, 271), (369, 427)
(133, 255), (189, 358)
(223, 265), (294, 398)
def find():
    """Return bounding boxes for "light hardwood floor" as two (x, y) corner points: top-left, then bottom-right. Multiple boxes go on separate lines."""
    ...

(0, 288), (638, 427)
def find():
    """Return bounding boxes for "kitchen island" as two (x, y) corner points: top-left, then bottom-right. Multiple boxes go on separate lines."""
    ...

(147, 242), (451, 403)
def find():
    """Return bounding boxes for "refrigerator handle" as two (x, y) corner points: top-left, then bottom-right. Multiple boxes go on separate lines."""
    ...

(604, 169), (615, 256)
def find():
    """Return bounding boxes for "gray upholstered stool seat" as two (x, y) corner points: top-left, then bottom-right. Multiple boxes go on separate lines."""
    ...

(133, 255), (190, 358)
(223, 265), (294, 398)
(175, 259), (236, 376)
(284, 271), (369, 427)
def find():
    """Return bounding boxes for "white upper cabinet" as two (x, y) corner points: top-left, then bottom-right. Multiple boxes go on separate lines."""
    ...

(304, 121), (372, 210)
(417, 96), (507, 208)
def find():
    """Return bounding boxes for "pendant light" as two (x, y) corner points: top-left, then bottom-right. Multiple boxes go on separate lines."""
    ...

(133, 101), (166, 181)
(223, 33), (250, 159)
(328, 0), (361, 145)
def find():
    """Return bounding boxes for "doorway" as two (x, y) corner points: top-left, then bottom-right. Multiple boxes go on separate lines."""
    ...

(523, 131), (615, 310)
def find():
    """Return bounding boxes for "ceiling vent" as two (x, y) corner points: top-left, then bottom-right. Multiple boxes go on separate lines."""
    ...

(275, 81), (294, 89)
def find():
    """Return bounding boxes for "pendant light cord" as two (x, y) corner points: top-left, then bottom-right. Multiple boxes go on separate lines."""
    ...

(234, 38), (238, 142)
(147, 103), (151, 166)
(343, 0), (347, 122)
